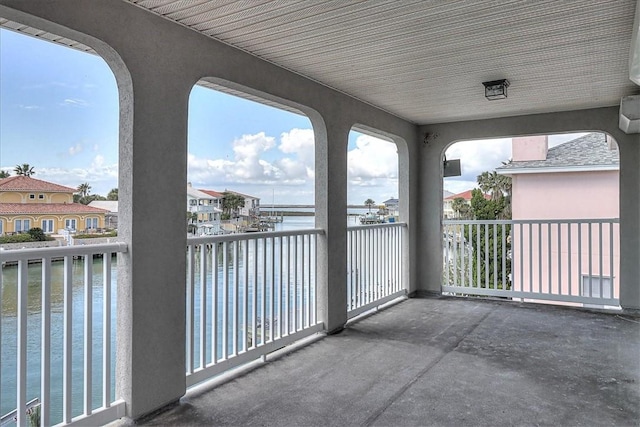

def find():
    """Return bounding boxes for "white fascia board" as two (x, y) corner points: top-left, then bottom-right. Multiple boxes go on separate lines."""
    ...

(496, 165), (619, 175)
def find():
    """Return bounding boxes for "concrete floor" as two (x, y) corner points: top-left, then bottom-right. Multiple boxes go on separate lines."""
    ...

(139, 297), (640, 426)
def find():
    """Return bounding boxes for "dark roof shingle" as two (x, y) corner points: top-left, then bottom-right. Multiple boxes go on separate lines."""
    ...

(498, 133), (618, 171)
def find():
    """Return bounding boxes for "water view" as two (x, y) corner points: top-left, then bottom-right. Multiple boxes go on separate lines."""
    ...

(0, 214), (366, 423)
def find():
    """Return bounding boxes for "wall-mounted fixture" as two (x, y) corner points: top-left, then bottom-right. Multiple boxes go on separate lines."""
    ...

(483, 79), (510, 100)
(443, 156), (461, 177)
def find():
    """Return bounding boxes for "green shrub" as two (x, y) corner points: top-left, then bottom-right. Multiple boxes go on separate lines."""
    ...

(28, 227), (47, 241)
(74, 231), (117, 239)
(0, 233), (34, 244)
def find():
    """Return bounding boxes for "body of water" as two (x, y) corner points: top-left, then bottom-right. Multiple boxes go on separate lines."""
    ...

(0, 215), (360, 423)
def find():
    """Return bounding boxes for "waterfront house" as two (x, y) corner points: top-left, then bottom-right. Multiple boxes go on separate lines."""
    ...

(187, 185), (222, 235)
(497, 133), (620, 305)
(442, 189), (490, 219)
(219, 190), (261, 218)
(0, 175), (107, 235)
(88, 200), (119, 230)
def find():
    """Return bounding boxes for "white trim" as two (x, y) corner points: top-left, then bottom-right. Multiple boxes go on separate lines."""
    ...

(496, 164), (618, 175)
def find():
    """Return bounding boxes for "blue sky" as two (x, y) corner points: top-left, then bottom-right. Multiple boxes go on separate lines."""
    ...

(0, 28), (585, 204)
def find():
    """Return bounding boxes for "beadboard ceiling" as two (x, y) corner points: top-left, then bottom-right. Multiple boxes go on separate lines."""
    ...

(3, 0), (639, 124)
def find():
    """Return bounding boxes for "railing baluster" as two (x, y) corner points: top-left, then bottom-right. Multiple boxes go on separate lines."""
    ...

(578, 223), (582, 297)
(17, 259), (28, 427)
(243, 240), (249, 350)
(279, 236), (284, 338)
(568, 223), (572, 296)
(538, 224), (542, 294)
(270, 237), (275, 340)
(293, 235), (298, 332)
(588, 223), (593, 297)
(233, 241), (239, 356)
(557, 223), (562, 296)
(212, 242), (218, 363)
(41, 257), (51, 426)
(262, 237), (267, 342)
(528, 223), (533, 293)
(222, 242), (228, 360)
(610, 222), (615, 299)
(84, 255), (93, 416)
(186, 245), (195, 373)
(200, 244), (208, 367)
(599, 222), (604, 300)
(548, 223), (552, 295)
(63, 255), (73, 424)
(103, 252), (112, 408)
(251, 239), (258, 348)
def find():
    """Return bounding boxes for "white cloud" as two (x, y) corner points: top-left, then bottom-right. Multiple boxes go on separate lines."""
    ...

(188, 129), (317, 189)
(68, 143), (84, 156)
(60, 98), (89, 107)
(346, 134), (399, 205)
(18, 104), (41, 110)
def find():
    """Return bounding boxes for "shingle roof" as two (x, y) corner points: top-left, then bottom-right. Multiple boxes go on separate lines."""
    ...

(498, 133), (619, 171)
(0, 203), (108, 215)
(0, 176), (76, 192)
(199, 189), (223, 198)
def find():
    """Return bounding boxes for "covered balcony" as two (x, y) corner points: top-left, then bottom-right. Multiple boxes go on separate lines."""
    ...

(0, 1), (639, 426)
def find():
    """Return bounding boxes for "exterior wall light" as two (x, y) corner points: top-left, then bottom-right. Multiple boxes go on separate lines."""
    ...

(483, 79), (510, 100)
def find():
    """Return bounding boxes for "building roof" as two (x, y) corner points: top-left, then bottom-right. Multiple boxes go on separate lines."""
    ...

(220, 190), (259, 200)
(444, 189), (490, 201)
(88, 200), (119, 213)
(188, 186), (216, 200)
(199, 189), (223, 198)
(383, 198), (399, 205)
(0, 175), (76, 193)
(498, 133), (619, 173)
(0, 203), (108, 215)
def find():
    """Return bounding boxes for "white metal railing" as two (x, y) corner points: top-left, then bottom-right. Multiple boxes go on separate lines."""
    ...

(185, 229), (324, 387)
(0, 243), (127, 427)
(347, 223), (406, 318)
(443, 219), (620, 307)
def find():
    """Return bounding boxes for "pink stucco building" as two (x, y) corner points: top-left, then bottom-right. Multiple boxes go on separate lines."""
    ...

(498, 133), (620, 305)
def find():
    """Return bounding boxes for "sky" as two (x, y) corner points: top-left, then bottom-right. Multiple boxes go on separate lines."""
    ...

(1, 28), (585, 205)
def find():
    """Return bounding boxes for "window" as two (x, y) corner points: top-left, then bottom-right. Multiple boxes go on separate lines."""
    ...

(581, 275), (612, 299)
(189, 199), (197, 206)
(15, 219), (31, 232)
(38, 194), (45, 200)
(29, 194), (35, 200)
(65, 218), (77, 230)
(41, 219), (54, 233)
(86, 217), (98, 229)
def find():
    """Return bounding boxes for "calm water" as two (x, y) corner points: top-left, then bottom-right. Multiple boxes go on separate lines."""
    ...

(0, 215), (362, 423)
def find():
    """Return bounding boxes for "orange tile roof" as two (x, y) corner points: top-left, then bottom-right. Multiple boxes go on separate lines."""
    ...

(199, 189), (224, 198)
(0, 176), (76, 193)
(0, 203), (108, 215)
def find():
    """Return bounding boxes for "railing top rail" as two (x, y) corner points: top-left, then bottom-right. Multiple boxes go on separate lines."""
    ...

(188, 228), (325, 245)
(347, 222), (407, 231)
(0, 241), (128, 262)
(443, 218), (619, 225)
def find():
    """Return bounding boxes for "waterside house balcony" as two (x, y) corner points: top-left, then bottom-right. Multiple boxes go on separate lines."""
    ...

(0, 0), (639, 425)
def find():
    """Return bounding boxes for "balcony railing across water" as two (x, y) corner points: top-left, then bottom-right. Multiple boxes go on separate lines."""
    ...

(347, 223), (406, 318)
(0, 243), (127, 427)
(443, 219), (620, 307)
(185, 229), (324, 387)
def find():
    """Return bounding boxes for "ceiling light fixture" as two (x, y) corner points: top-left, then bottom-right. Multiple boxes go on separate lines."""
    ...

(483, 79), (510, 100)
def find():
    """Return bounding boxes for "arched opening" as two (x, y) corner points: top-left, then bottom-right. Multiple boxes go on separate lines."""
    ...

(187, 83), (315, 234)
(0, 23), (126, 425)
(442, 132), (620, 309)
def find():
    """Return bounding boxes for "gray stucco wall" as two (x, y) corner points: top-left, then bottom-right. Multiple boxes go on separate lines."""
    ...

(0, 0), (420, 419)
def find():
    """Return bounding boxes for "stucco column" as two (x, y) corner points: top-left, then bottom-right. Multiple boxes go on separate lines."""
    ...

(416, 134), (447, 295)
(314, 118), (350, 333)
(117, 72), (190, 417)
(618, 134), (640, 311)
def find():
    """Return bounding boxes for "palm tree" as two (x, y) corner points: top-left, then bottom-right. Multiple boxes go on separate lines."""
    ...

(0, 170), (10, 178)
(451, 197), (471, 219)
(477, 171), (511, 201)
(14, 164), (35, 176)
(364, 198), (376, 212)
(77, 182), (92, 198)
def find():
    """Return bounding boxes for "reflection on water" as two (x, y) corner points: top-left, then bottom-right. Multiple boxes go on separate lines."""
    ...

(1, 256), (117, 424)
(0, 215), (348, 423)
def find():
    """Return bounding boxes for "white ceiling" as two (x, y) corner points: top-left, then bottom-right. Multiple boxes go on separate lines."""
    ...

(3, 1), (639, 125)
